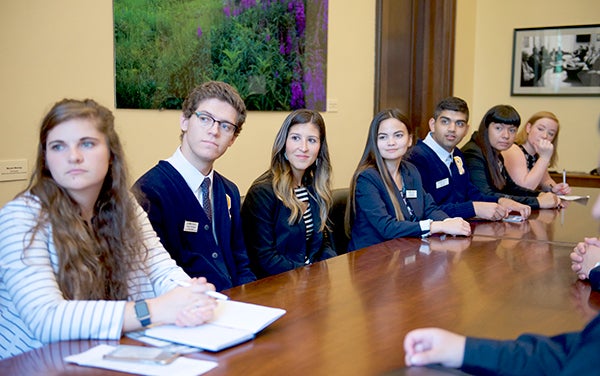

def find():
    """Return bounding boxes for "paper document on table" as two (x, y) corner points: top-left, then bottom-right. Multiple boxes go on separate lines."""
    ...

(558, 195), (590, 201)
(145, 300), (286, 352)
(65, 344), (217, 376)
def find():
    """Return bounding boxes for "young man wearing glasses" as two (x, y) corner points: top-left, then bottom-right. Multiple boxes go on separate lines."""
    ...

(134, 81), (256, 291)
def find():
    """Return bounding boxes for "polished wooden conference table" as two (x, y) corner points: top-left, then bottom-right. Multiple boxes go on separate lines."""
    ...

(2, 188), (600, 376)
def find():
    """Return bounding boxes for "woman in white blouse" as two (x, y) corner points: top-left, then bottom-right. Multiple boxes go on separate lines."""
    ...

(0, 99), (216, 359)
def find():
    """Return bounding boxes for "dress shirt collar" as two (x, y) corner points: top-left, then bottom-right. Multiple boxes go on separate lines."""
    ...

(423, 132), (454, 168)
(166, 147), (214, 194)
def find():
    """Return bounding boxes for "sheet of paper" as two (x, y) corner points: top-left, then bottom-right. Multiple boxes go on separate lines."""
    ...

(558, 195), (590, 201)
(64, 344), (217, 376)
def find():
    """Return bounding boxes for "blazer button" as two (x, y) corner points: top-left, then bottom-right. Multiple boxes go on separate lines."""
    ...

(204, 224), (210, 231)
(212, 252), (219, 259)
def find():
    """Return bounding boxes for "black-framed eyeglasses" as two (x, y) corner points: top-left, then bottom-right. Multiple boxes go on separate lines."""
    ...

(193, 111), (238, 134)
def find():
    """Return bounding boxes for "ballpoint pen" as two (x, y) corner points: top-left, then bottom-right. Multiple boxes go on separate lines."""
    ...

(563, 169), (566, 185)
(169, 278), (229, 300)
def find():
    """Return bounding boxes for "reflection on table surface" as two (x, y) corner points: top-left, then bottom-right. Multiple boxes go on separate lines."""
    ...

(472, 187), (599, 245)
(1, 188), (599, 376)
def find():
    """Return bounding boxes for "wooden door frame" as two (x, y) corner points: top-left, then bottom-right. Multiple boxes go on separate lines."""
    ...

(375, 0), (456, 140)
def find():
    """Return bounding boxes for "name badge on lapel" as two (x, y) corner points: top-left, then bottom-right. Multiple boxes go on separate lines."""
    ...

(405, 190), (417, 199)
(183, 220), (199, 233)
(436, 178), (450, 189)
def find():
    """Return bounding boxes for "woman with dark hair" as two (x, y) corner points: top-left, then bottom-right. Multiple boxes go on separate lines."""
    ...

(461, 105), (561, 210)
(345, 109), (471, 252)
(502, 110), (571, 194)
(0, 99), (216, 359)
(241, 109), (336, 278)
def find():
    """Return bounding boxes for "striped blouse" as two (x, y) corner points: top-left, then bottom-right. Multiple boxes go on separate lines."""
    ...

(0, 193), (189, 359)
(294, 186), (314, 247)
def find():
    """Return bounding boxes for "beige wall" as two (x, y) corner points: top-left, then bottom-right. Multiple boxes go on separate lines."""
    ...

(0, 0), (375, 206)
(455, 0), (600, 170)
(1, 0), (599, 207)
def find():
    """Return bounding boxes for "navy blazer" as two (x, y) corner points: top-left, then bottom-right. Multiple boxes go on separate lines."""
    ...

(462, 312), (600, 374)
(461, 133), (540, 209)
(348, 163), (448, 251)
(405, 139), (499, 218)
(241, 172), (336, 278)
(133, 161), (256, 291)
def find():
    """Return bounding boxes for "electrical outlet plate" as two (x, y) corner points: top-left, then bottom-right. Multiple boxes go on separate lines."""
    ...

(0, 159), (28, 182)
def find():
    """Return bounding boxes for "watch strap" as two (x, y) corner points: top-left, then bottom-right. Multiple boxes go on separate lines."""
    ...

(134, 299), (151, 327)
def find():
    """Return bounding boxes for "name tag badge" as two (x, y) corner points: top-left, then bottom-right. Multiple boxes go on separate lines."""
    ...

(435, 178), (450, 189)
(405, 189), (417, 199)
(183, 220), (199, 233)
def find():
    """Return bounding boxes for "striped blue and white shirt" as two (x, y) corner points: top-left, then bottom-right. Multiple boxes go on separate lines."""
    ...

(0, 193), (189, 359)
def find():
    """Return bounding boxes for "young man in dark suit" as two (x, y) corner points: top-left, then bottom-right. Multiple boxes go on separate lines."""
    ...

(134, 81), (255, 291)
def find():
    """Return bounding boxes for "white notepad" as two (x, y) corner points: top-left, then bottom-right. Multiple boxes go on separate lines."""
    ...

(145, 300), (286, 352)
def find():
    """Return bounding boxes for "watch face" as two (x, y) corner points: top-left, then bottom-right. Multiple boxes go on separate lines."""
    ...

(135, 300), (151, 326)
(135, 300), (150, 316)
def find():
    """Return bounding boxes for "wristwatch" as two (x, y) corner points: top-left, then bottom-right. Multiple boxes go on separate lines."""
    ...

(134, 300), (151, 327)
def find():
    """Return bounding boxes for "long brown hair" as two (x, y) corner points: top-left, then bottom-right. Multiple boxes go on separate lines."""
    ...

(24, 98), (146, 300)
(263, 109), (332, 231)
(345, 109), (415, 236)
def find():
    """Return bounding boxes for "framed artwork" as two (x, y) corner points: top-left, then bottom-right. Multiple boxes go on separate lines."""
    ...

(511, 24), (600, 96)
(113, 0), (328, 111)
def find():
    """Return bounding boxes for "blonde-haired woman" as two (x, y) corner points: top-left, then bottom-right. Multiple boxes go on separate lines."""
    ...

(502, 111), (571, 194)
(241, 109), (336, 278)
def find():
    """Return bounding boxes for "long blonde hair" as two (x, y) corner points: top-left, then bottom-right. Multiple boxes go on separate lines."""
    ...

(24, 99), (146, 300)
(268, 109), (332, 231)
(515, 111), (560, 167)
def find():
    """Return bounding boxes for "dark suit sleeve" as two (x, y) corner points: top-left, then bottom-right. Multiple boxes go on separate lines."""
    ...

(462, 314), (600, 375)
(228, 188), (256, 285)
(315, 229), (336, 261)
(461, 143), (540, 209)
(590, 266), (600, 291)
(354, 171), (424, 238)
(241, 183), (305, 275)
(133, 179), (180, 262)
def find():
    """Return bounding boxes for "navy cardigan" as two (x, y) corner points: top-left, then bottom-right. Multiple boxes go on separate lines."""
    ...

(406, 140), (499, 218)
(133, 161), (256, 291)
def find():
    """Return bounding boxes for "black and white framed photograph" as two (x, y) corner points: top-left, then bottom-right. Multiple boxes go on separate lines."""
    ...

(511, 24), (600, 96)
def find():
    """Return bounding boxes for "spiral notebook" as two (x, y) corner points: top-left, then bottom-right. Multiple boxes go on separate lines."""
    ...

(145, 300), (286, 352)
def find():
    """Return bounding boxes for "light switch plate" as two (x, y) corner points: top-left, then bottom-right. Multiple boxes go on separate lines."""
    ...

(0, 159), (28, 181)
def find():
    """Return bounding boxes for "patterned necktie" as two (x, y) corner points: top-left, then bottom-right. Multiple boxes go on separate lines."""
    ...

(201, 177), (212, 222)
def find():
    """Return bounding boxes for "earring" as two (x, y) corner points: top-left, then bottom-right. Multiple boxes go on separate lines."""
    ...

(284, 152), (288, 161)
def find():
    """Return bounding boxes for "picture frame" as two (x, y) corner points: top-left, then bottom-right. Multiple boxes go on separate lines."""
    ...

(113, 0), (328, 111)
(511, 24), (600, 96)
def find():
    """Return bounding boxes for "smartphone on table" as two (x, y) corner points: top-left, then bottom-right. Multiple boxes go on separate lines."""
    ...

(502, 215), (525, 223)
(103, 345), (180, 365)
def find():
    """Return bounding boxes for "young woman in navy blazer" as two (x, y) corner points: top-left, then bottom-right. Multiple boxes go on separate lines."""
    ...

(242, 109), (336, 278)
(345, 109), (471, 251)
